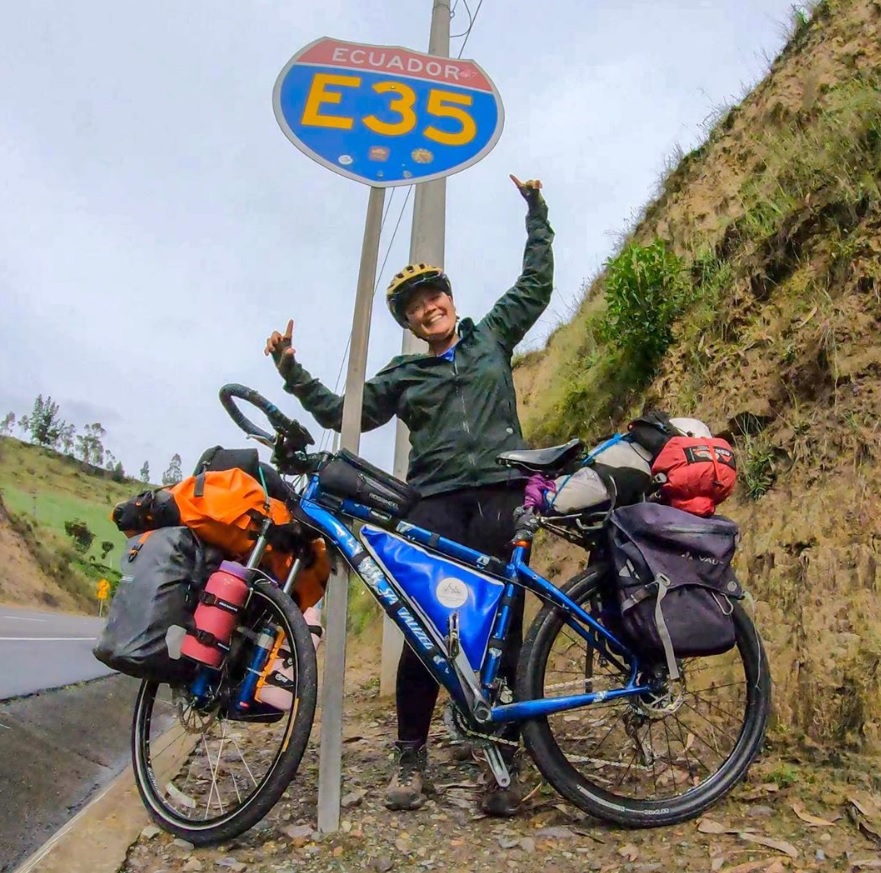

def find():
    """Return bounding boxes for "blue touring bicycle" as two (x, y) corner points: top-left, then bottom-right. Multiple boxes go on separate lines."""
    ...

(130, 385), (770, 844)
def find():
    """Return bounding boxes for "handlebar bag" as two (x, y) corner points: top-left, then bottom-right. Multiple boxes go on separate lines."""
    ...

(317, 449), (419, 517)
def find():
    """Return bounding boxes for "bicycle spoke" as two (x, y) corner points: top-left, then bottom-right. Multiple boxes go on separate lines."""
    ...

(611, 742), (641, 793)
(229, 731), (260, 789)
(544, 604), (744, 797)
(669, 710), (705, 785)
(686, 689), (744, 723)
(676, 705), (738, 758)
(680, 699), (741, 748)
(203, 736), (224, 819)
(648, 720), (660, 796)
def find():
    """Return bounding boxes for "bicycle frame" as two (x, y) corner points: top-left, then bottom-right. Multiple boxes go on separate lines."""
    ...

(294, 475), (654, 731)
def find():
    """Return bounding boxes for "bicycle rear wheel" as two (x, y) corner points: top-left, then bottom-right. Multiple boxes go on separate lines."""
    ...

(131, 581), (317, 845)
(518, 569), (770, 827)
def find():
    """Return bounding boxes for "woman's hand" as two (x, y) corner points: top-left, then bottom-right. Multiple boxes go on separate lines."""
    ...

(264, 319), (295, 368)
(510, 175), (544, 207)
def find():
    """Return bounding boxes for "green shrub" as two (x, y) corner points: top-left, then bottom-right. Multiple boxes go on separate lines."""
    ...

(598, 239), (691, 382)
(63, 518), (95, 554)
(742, 438), (777, 500)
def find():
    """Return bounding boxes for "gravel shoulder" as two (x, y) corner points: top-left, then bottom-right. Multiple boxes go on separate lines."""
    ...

(119, 669), (881, 873)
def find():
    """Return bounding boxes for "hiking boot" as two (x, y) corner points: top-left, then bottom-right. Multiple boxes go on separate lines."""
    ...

(450, 741), (477, 762)
(479, 749), (522, 817)
(384, 743), (433, 811)
(480, 770), (522, 817)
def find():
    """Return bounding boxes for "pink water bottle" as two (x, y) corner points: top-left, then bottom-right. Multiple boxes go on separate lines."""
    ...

(181, 561), (250, 668)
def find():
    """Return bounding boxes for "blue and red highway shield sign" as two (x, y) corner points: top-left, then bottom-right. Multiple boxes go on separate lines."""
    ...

(273, 37), (505, 187)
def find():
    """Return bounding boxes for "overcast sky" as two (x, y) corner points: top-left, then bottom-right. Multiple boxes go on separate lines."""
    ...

(0, 1), (799, 479)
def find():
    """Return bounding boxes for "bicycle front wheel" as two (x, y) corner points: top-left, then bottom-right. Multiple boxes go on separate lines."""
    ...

(131, 581), (318, 845)
(517, 569), (770, 828)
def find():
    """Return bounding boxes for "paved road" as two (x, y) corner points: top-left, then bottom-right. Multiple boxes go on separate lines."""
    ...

(0, 606), (113, 700)
(0, 606), (140, 872)
(0, 673), (141, 873)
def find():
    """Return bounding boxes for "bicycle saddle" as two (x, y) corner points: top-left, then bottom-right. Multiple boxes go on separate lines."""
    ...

(497, 438), (584, 473)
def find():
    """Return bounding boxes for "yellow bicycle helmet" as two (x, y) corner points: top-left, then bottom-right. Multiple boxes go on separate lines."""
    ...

(386, 263), (452, 327)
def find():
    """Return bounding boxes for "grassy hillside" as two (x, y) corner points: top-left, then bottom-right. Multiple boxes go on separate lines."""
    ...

(516, 0), (881, 750)
(0, 436), (143, 611)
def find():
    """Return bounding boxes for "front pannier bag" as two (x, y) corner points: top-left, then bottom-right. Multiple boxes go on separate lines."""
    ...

(93, 527), (222, 681)
(607, 502), (743, 679)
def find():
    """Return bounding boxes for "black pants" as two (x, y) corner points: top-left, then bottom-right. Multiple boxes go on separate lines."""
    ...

(396, 482), (526, 747)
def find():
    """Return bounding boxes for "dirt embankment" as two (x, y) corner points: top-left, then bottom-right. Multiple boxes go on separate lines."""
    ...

(514, 0), (881, 753)
(0, 497), (83, 612)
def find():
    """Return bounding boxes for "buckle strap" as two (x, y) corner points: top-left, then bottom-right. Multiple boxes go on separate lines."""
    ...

(652, 574), (680, 681)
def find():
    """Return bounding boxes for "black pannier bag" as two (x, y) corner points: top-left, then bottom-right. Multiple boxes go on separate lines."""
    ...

(317, 449), (419, 517)
(93, 527), (222, 682)
(607, 502), (743, 679)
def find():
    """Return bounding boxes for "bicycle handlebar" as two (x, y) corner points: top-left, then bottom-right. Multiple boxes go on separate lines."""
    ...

(218, 384), (315, 453)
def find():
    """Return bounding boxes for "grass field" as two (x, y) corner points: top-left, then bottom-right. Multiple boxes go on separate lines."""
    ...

(0, 436), (145, 606)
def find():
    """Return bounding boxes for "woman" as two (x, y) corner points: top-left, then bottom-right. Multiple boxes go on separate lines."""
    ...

(265, 174), (554, 816)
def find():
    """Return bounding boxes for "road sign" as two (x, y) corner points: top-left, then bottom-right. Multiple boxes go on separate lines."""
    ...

(96, 579), (110, 601)
(273, 37), (504, 187)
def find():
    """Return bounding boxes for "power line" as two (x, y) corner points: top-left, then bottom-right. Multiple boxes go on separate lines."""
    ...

(456, 0), (485, 57)
(327, 188), (398, 394)
(374, 185), (414, 298)
(451, 0), (474, 39)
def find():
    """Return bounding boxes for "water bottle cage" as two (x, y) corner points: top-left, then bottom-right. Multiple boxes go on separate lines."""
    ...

(198, 590), (243, 615)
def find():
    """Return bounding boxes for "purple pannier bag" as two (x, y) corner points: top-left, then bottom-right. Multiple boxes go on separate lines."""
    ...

(607, 502), (743, 679)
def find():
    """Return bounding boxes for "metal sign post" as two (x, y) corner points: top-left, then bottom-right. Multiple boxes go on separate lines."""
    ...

(272, 15), (505, 832)
(315, 185), (385, 833)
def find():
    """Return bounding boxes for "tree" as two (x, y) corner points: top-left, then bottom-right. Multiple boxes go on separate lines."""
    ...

(63, 518), (95, 554)
(139, 460), (151, 484)
(162, 453), (183, 486)
(104, 449), (117, 471)
(0, 412), (14, 436)
(18, 415), (30, 438)
(76, 422), (106, 466)
(111, 461), (125, 482)
(58, 423), (76, 455)
(27, 394), (66, 447)
(100, 540), (115, 561)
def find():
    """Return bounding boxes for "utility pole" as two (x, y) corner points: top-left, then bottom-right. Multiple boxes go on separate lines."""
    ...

(380, 0), (452, 697)
(317, 185), (386, 833)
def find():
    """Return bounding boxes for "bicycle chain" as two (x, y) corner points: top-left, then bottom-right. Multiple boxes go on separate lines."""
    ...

(443, 702), (520, 748)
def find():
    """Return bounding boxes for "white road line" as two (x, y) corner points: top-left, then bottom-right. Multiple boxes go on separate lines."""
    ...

(0, 637), (98, 642)
(2, 616), (48, 622)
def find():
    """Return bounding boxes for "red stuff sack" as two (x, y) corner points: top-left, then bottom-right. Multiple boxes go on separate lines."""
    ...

(651, 436), (737, 517)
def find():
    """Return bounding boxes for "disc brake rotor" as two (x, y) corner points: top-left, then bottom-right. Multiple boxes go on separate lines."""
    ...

(174, 690), (220, 734)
